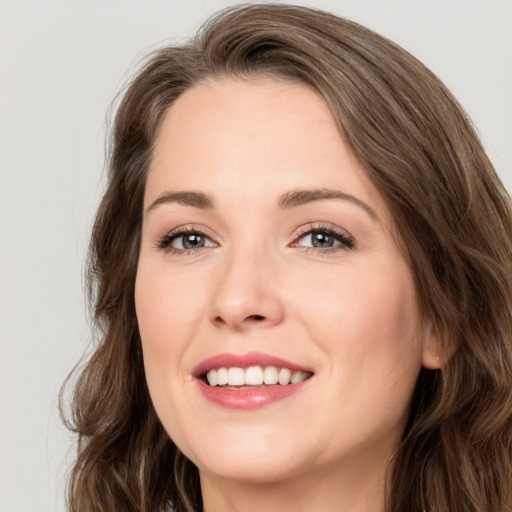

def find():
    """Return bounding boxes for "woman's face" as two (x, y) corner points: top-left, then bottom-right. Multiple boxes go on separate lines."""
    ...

(135, 77), (438, 485)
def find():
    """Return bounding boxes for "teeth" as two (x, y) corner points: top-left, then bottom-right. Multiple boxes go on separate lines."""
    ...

(205, 366), (311, 387)
(206, 369), (217, 386)
(263, 366), (279, 385)
(278, 368), (291, 385)
(227, 367), (245, 386)
(217, 367), (228, 386)
(291, 371), (310, 384)
(245, 366), (264, 385)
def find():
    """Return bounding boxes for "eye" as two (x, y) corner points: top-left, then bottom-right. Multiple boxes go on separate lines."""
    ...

(293, 225), (354, 252)
(157, 227), (217, 253)
(299, 231), (339, 248)
(171, 232), (213, 250)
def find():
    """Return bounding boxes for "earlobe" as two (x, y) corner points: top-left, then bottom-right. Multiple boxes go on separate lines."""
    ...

(422, 347), (443, 370)
(421, 321), (451, 370)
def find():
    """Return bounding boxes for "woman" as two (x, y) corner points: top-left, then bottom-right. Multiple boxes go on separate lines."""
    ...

(63, 4), (512, 512)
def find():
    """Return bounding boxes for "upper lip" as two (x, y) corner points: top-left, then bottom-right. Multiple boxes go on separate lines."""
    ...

(192, 351), (313, 377)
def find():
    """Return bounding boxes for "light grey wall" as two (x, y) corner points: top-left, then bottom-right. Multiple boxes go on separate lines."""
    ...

(1, 1), (510, 511)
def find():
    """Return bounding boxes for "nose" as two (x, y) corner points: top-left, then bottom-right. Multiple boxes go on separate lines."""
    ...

(208, 247), (285, 331)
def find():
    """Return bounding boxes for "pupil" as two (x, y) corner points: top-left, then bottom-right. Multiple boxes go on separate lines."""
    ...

(312, 231), (334, 248)
(183, 234), (204, 249)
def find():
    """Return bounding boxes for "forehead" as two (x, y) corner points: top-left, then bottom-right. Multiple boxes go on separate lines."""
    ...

(146, 77), (392, 224)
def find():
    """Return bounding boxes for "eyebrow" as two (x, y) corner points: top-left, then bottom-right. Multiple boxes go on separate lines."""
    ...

(278, 188), (378, 221)
(146, 187), (378, 221)
(146, 191), (214, 213)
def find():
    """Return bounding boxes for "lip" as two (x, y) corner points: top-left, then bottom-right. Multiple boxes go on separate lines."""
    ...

(192, 351), (313, 376)
(193, 351), (313, 411)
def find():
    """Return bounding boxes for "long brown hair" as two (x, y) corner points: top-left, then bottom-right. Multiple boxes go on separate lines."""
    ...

(62, 4), (512, 511)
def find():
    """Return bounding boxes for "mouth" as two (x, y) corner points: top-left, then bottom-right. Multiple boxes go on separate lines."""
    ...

(193, 352), (314, 409)
(203, 365), (312, 388)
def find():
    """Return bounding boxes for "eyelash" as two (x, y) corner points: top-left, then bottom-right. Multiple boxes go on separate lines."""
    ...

(155, 226), (216, 256)
(156, 223), (354, 256)
(291, 223), (355, 253)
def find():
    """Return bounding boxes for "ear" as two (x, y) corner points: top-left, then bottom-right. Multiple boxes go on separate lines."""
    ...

(421, 321), (453, 370)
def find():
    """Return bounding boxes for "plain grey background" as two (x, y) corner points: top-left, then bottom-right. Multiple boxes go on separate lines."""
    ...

(1, 1), (511, 511)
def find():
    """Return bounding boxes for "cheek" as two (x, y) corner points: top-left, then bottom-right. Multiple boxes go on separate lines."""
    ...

(291, 258), (424, 389)
(134, 262), (203, 443)
(135, 262), (206, 359)
(134, 264), (175, 404)
(134, 263), (197, 420)
(293, 261), (424, 443)
(301, 259), (417, 321)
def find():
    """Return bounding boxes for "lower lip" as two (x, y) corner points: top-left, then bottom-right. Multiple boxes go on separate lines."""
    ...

(197, 379), (310, 410)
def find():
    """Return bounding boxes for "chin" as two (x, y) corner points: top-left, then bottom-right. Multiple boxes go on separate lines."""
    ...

(198, 454), (302, 484)
(181, 428), (305, 484)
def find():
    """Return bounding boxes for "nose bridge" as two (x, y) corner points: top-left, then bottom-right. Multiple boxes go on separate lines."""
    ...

(209, 237), (284, 329)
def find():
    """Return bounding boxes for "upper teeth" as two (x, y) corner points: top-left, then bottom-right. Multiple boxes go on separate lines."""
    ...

(206, 366), (310, 387)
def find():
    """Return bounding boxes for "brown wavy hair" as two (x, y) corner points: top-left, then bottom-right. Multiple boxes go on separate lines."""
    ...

(61, 4), (512, 511)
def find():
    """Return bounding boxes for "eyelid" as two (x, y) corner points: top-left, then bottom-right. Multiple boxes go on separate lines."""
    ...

(154, 221), (354, 254)
(155, 224), (219, 252)
(290, 222), (355, 251)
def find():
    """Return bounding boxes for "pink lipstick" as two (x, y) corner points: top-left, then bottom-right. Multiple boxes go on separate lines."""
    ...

(193, 351), (313, 410)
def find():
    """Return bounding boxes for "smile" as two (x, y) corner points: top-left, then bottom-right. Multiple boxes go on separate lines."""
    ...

(206, 366), (311, 387)
(194, 352), (314, 410)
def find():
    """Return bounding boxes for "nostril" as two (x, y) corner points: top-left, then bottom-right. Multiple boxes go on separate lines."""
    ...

(213, 314), (265, 325)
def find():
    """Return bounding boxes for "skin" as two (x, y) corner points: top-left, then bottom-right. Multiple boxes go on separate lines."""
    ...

(135, 77), (440, 512)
